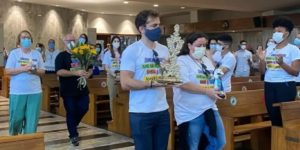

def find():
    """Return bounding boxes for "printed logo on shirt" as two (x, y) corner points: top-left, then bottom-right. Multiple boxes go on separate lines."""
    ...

(196, 70), (214, 89)
(265, 53), (285, 70)
(111, 58), (120, 70)
(70, 57), (82, 71)
(143, 57), (162, 82)
(18, 57), (38, 67)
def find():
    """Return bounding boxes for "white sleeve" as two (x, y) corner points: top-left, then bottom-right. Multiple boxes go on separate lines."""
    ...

(120, 47), (136, 72)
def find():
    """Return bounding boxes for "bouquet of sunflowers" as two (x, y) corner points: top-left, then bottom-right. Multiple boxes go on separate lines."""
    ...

(71, 44), (97, 89)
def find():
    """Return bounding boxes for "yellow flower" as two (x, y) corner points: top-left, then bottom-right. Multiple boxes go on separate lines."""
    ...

(79, 49), (84, 55)
(91, 49), (97, 55)
(82, 44), (89, 50)
(72, 48), (79, 54)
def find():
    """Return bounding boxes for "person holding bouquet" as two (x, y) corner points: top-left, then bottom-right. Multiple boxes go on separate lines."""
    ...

(103, 35), (122, 119)
(55, 34), (92, 146)
(5, 30), (45, 135)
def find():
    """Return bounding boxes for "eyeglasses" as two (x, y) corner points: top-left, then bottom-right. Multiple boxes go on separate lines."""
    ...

(200, 63), (211, 78)
(152, 50), (160, 67)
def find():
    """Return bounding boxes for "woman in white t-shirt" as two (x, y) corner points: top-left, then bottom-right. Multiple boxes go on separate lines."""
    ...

(5, 30), (45, 135)
(258, 17), (300, 126)
(174, 32), (225, 150)
(103, 36), (122, 119)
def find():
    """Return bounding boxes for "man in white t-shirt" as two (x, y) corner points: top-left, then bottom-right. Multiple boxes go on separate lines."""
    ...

(213, 34), (236, 93)
(293, 33), (300, 86)
(234, 40), (252, 77)
(120, 10), (170, 150)
(44, 39), (60, 73)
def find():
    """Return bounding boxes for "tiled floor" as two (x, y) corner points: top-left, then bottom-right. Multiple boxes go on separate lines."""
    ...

(0, 99), (134, 150)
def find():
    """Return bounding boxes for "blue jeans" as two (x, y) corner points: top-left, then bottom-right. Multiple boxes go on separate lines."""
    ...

(130, 110), (170, 150)
(178, 110), (226, 150)
(62, 95), (89, 138)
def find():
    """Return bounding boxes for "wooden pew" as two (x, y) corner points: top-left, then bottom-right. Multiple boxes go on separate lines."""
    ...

(41, 74), (59, 112)
(231, 81), (264, 91)
(272, 101), (300, 150)
(217, 89), (271, 150)
(232, 76), (261, 83)
(1, 75), (10, 98)
(58, 78), (109, 126)
(0, 133), (44, 150)
(107, 85), (131, 137)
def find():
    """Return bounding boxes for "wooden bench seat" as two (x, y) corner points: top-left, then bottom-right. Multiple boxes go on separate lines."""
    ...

(234, 121), (271, 134)
(0, 133), (44, 150)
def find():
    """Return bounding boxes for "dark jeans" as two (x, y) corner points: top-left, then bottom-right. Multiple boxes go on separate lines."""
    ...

(130, 110), (170, 150)
(264, 81), (296, 126)
(62, 95), (89, 138)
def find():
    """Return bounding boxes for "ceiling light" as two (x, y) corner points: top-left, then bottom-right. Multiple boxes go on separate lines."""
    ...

(123, 1), (129, 4)
(55, 5), (60, 7)
(180, 6), (185, 9)
(153, 4), (159, 7)
(17, 0), (22, 2)
(81, 9), (86, 11)
(37, 14), (42, 17)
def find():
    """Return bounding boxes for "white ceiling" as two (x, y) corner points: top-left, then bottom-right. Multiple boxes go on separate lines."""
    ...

(13, 0), (300, 16)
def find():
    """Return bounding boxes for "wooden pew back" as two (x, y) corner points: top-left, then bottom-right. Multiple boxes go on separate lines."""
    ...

(232, 76), (261, 83)
(217, 89), (266, 118)
(0, 133), (44, 150)
(231, 81), (264, 91)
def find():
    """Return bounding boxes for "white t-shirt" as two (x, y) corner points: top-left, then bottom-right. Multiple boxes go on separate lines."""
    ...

(213, 51), (236, 92)
(235, 49), (252, 76)
(173, 55), (217, 125)
(5, 48), (45, 94)
(44, 49), (60, 71)
(120, 40), (169, 113)
(264, 44), (300, 82)
(212, 51), (222, 65)
(103, 51), (120, 73)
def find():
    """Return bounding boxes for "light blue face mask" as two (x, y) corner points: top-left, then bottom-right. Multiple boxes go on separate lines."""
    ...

(78, 37), (86, 45)
(96, 48), (101, 53)
(272, 32), (284, 44)
(21, 38), (32, 48)
(210, 44), (217, 51)
(215, 44), (223, 51)
(294, 38), (300, 46)
(36, 47), (42, 52)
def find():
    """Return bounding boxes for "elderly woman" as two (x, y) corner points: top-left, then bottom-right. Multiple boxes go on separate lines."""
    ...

(173, 32), (226, 150)
(5, 30), (45, 135)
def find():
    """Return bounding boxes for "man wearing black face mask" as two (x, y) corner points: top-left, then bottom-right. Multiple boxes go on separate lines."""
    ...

(120, 10), (170, 150)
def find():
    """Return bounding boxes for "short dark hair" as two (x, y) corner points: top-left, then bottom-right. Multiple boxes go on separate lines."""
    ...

(272, 17), (294, 33)
(217, 34), (233, 44)
(178, 32), (208, 56)
(79, 33), (88, 44)
(240, 40), (247, 44)
(135, 10), (159, 31)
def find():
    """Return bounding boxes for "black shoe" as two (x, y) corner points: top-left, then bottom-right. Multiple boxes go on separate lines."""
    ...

(70, 137), (79, 146)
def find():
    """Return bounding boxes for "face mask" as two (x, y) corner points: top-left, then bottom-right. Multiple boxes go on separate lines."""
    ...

(216, 44), (223, 51)
(241, 45), (246, 50)
(96, 48), (101, 53)
(294, 38), (300, 46)
(78, 37), (86, 45)
(267, 42), (276, 48)
(67, 41), (75, 50)
(145, 27), (161, 42)
(192, 47), (206, 59)
(210, 44), (217, 51)
(272, 32), (284, 44)
(112, 42), (120, 49)
(36, 47), (42, 52)
(21, 38), (32, 49)
(48, 43), (55, 49)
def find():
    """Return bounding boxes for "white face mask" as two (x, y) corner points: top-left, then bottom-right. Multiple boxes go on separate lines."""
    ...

(112, 41), (120, 49)
(66, 41), (75, 50)
(192, 47), (206, 59)
(241, 45), (246, 50)
(272, 32), (285, 44)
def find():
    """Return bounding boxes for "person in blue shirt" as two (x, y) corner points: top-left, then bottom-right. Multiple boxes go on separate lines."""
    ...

(5, 30), (45, 135)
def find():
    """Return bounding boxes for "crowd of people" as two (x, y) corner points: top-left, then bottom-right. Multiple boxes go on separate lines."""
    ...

(3, 9), (300, 150)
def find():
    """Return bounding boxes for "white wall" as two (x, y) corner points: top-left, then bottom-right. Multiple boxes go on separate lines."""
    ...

(87, 13), (138, 34)
(161, 13), (190, 25)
